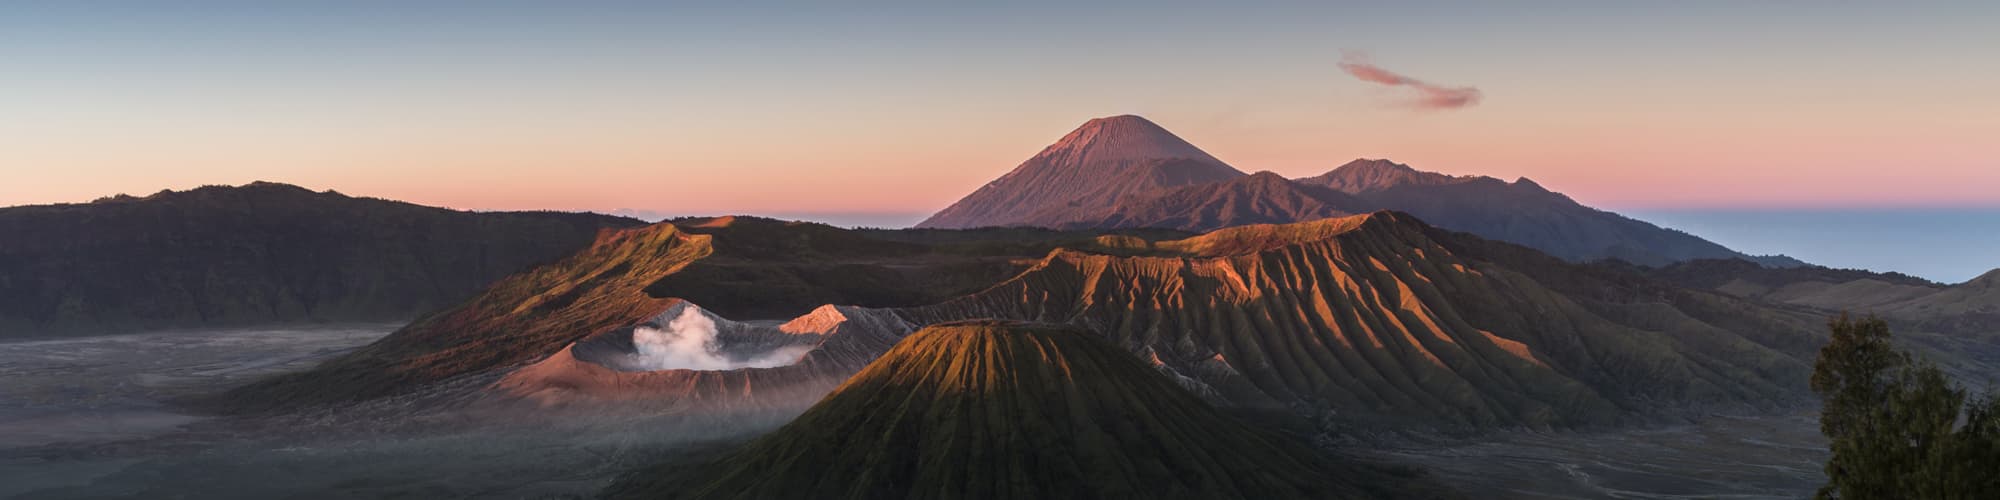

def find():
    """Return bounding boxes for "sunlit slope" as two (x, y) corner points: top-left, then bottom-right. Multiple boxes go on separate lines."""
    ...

(905, 212), (1818, 429)
(222, 222), (709, 412)
(606, 320), (1455, 500)
(219, 217), (1061, 412)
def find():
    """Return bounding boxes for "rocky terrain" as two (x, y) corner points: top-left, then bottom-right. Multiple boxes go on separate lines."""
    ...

(901, 212), (1823, 430)
(218, 216), (1119, 413)
(604, 320), (1458, 500)
(220, 211), (1848, 435)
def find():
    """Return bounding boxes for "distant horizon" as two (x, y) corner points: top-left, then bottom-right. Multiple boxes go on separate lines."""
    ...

(14, 177), (1991, 284)
(5, 3), (1997, 214)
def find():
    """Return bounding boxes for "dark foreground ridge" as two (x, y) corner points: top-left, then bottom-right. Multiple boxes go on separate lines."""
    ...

(605, 320), (1456, 500)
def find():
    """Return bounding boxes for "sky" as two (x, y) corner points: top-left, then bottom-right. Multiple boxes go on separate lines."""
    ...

(2, 2), (1996, 278)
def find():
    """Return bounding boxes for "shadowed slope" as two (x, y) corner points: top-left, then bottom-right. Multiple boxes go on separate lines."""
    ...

(221, 222), (710, 412)
(1070, 171), (1367, 232)
(606, 320), (1454, 500)
(1295, 159), (1799, 267)
(644, 216), (1035, 319)
(1295, 158), (1464, 193)
(0, 182), (642, 336)
(1647, 258), (1943, 312)
(223, 212), (1830, 431)
(218, 218), (1104, 412)
(1644, 260), (2000, 369)
(916, 116), (1770, 266)
(903, 212), (1819, 430)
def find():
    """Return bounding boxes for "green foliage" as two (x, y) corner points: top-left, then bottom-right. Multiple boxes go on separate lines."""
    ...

(1811, 314), (2000, 499)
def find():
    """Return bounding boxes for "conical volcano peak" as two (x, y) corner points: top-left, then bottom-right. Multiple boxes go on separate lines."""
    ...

(1038, 114), (1227, 167)
(607, 320), (1449, 499)
(914, 115), (1244, 229)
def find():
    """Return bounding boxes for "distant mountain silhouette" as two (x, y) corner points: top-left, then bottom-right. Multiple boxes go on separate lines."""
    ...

(0, 182), (642, 336)
(1648, 258), (1999, 342)
(1293, 159), (1804, 267)
(919, 116), (1804, 268)
(604, 320), (1457, 500)
(915, 115), (1246, 229)
(1071, 171), (1365, 231)
(1296, 158), (1465, 193)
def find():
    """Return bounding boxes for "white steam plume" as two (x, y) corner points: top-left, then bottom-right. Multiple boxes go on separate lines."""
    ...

(626, 307), (811, 371)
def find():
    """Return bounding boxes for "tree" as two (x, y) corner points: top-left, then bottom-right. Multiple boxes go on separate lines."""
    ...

(1812, 314), (2000, 499)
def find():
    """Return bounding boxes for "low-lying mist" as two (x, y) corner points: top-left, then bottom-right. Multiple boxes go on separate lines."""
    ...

(0, 325), (819, 499)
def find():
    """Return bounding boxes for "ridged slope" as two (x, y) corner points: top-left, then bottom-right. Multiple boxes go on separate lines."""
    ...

(1648, 259), (1999, 343)
(1070, 171), (1366, 232)
(903, 212), (1817, 430)
(916, 115), (1245, 229)
(605, 320), (1453, 500)
(1295, 159), (1467, 194)
(221, 222), (712, 412)
(219, 218), (1085, 412)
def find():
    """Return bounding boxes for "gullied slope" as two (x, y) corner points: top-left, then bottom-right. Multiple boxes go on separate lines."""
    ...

(0, 182), (641, 336)
(219, 217), (1083, 412)
(916, 115), (1244, 229)
(606, 320), (1453, 500)
(223, 210), (1830, 431)
(919, 114), (1799, 267)
(1647, 258), (1943, 312)
(1071, 171), (1366, 231)
(903, 212), (1818, 430)
(1648, 260), (1999, 354)
(221, 222), (711, 412)
(1295, 158), (1463, 193)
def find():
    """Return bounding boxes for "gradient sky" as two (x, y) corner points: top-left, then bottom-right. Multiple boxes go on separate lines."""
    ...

(4, 2), (1997, 219)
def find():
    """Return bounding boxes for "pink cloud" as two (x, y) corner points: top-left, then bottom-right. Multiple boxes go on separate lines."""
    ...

(1338, 54), (1481, 110)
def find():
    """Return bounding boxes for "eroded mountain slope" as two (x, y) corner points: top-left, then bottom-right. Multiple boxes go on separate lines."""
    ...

(604, 320), (1456, 500)
(902, 212), (1820, 429)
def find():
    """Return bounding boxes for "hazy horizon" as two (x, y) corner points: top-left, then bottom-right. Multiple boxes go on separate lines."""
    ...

(9, 180), (1992, 283)
(5, 2), (1996, 216)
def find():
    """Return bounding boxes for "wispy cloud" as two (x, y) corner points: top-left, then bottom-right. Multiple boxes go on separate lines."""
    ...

(1338, 53), (1481, 110)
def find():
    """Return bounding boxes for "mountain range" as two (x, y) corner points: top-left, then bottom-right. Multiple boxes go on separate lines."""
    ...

(605, 320), (1456, 500)
(223, 211), (1890, 434)
(918, 115), (1802, 268)
(10, 118), (1990, 500)
(0, 183), (642, 336)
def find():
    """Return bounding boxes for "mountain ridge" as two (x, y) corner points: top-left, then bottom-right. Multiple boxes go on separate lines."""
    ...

(918, 115), (1805, 268)
(0, 182), (644, 337)
(603, 320), (1457, 500)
